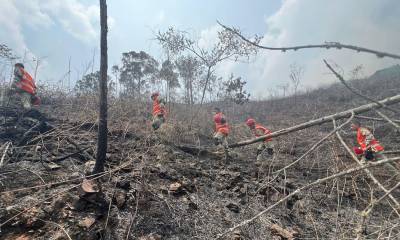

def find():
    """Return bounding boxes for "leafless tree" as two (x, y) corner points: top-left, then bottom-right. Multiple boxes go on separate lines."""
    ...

(277, 82), (290, 97)
(156, 27), (257, 106)
(289, 63), (303, 102)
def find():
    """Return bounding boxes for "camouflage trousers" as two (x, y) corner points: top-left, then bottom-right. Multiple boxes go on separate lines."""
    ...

(152, 114), (165, 131)
(213, 131), (230, 159)
(5, 87), (32, 111)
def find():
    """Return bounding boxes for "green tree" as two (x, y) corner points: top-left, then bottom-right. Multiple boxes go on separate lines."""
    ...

(223, 74), (250, 105)
(175, 55), (202, 105)
(119, 51), (158, 98)
(74, 71), (114, 95)
(159, 59), (179, 103)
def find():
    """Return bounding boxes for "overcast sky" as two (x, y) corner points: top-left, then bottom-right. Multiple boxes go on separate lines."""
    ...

(1, 0), (399, 96)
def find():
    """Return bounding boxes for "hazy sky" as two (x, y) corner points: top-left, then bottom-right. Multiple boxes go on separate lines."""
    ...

(1, 0), (399, 96)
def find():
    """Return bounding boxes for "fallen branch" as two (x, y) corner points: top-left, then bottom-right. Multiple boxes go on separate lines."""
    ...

(384, 151), (400, 155)
(0, 141), (11, 168)
(355, 115), (400, 123)
(53, 146), (91, 163)
(214, 156), (400, 239)
(218, 21), (400, 60)
(356, 181), (400, 239)
(323, 59), (400, 132)
(375, 110), (400, 131)
(66, 137), (95, 161)
(274, 112), (354, 174)
(229, 94), (400, 148)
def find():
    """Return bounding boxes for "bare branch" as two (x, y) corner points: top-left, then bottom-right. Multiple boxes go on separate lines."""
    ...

(214, 156), (400, 239)
(333, 119), (400, 214)
(375, 110), (400, 131)
(229, 94), (400, 148)
(274, 112), (354, 174)
(355, 115), (400, 123)
(217, 21), (400, 60)
(323, 59), (398, 114)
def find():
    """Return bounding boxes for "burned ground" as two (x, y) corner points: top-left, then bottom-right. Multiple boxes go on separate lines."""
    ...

(0, 69), (400, 240)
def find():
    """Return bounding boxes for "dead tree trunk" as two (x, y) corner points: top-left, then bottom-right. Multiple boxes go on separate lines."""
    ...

(229, 94), (400, 148)
(93, 0), (108, 174)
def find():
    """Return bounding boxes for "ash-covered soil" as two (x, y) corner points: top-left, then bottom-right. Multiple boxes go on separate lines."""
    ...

(1, 100), (400, 240)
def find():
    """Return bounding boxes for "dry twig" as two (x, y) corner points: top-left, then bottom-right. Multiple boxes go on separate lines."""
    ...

(229, 94), (400, 148)
(215, 156), (400, 239)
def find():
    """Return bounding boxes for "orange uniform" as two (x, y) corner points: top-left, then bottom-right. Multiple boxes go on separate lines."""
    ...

(357, 127), (384, 152)
(152, 96), (165, 117)
(214, 112), (229, 136)
(253, 124), (272, 142)
(15, 68), (36, 95)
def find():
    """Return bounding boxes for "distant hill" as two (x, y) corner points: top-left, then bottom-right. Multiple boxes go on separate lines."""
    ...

(370, 64), (400, 80)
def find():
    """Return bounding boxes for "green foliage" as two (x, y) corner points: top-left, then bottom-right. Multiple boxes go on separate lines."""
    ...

(223, 74), (250, 105)
(74, 71), (114, 95)
(159, 60), (179, 89)
(119, 51), (158, 96)
(175, 55), (203, 104)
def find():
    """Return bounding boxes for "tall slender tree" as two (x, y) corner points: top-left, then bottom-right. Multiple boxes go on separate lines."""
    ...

(93, 0), (108, 174)
(119, 51), (158, 99)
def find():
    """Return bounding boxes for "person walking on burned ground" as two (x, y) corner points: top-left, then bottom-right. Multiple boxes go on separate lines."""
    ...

(213, 107), (230, 159)
(246, 118), (274, 163)
(151, 92), (166, 131)
(8, 63), (40, 111)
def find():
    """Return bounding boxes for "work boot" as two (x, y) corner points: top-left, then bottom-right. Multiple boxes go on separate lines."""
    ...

(267, 148), (274, 155)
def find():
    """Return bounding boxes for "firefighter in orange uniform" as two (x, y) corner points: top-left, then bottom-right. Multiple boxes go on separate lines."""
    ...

(351, 120), (384, 161)
(151, 92), (166, 131)
(246, 118), (274, 161)
(213, 107), (230, 158)
(10, 63), (40, 110)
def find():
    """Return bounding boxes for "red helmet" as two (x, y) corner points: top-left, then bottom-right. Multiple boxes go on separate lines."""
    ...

(246, 118), (256, 126)
(214, 114), (222, 123)
(151, 92), (159, 98)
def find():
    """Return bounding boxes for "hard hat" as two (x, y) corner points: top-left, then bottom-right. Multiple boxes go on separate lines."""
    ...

(246, 118), (256, 126)
(214, 114), (222, 123)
